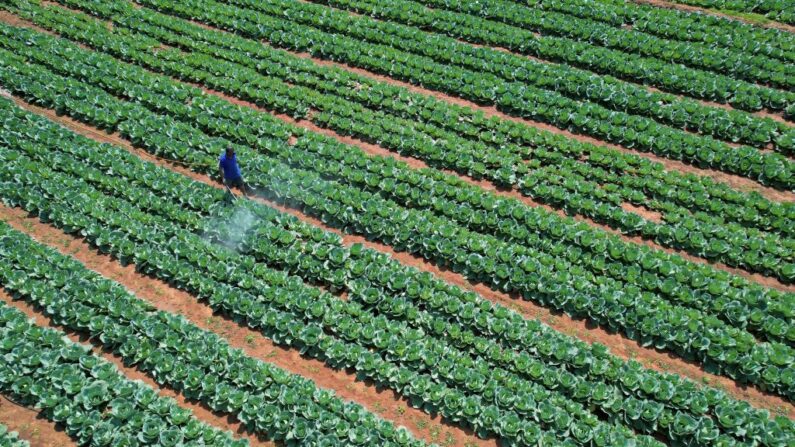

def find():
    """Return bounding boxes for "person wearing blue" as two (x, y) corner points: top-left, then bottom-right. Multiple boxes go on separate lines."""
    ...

(219, 146), (248, 196)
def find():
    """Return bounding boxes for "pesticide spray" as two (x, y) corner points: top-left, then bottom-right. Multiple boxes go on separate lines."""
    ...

(219, 204), (260, 249)
(207, 171), (296, 253)
(203, 195), (262, 252)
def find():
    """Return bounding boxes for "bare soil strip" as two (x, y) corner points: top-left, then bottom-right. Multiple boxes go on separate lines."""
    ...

(12, 5), (786, 202)
(0, 288), (273, 447)
(182, 66), (795, 293)
(630, 0), (795, 33)
(0, 10), (91, 51)
(13, 71), (795, 296)
(0, 396), (72, 447)
(644, 83), (792, 125)
(350, 0), (795, 125)
(285, 49), (795, 202)
(2, 13), (792, 292)
(0, 202), (490, 447)
(189, 10), (795, 199)
(5, 96), (793, 420)
(0, 204), (489, 447)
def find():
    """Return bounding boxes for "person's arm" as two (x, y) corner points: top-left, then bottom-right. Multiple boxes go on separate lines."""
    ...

(218, 160), (224, 183)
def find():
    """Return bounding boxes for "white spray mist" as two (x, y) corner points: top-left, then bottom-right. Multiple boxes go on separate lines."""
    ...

(208, 204), (261, 250)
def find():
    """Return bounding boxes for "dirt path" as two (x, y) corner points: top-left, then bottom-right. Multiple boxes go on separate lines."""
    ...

(631, 0), (795, 32)
(348, 0), (794, 127)
(307, 0), (792, 132)
(281, 49), (795, 202)
(2, 12), (793, 292)
(8, 5), (785, 203)
(206, 15), (792, 194)
(643, 83), (792, 125)
(0, 288), (273, 447)
(11, 83), (794, 296)
(192, 6), (795, 191)
(0, 396), (73, 447)
(178, 63), (795, 292)
(259, 194), (795, 419)
(0, 207), (490, 447)
(0, 10), (92, 51)
(5, 92), (795, 418)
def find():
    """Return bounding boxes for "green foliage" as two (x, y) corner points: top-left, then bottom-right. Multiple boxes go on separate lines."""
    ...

(0, 97), (793, 446)
(320, 0), (792, 146)
(6, 0), (795, 282)
(0, 14), (793, 406)
(0, 424), (28, 447)
(0, 222), (429, 446)
(0, 304), (246, 447)
(0, 3), (793, 445)
(40, 0), (795, 186)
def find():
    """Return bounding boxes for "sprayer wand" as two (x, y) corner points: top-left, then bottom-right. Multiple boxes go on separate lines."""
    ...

(223, 183), (238, 203)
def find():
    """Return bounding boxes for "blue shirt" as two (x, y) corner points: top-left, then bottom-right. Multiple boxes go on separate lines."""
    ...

(219, 152), (241, 181)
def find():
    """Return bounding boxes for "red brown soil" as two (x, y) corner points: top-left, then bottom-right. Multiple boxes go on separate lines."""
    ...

(0, 10), (38, 28)
(0, 395), (73, 447)
(0, 10), (91, 52)
(145, 59), (795, 286)
(253, 195), (795, 419)
(187, 88), (795, 292)
(3, 12), (793, 292)
(310, 0), (780, 133)
(0, 288), (273, 447)
(631, 0), (795, 32)
(203, 53), (795, 288)
(152, 42), (174, 53)
(396, 0), (794, 120)
(2, 12), (794, 415)
(420, 5), (794, 131)
(644, 83), (793, 125)
(0, 194), (489, 446)
(13, 79), (795, 297)
(621, 202), (665, 223)
(4, 91), (795, 421)
(235, 3), (795, 184)
(12, 2), (795, 295)
(283, 49), (795, 203)
(21, 2), (786, 203)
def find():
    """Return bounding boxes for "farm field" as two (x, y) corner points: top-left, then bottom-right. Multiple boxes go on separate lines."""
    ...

(0, 0), (793, 445)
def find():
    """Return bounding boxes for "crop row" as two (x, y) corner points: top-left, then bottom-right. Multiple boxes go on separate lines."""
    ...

(9, 19), (795, 362)
(2, 26), (794, 399)
(0, 292), (249, 447)
(0, 121), (681, 447)
(2, 104), (668, 447)
(0, 101), (768, 446)
(535, 0), (795, 56)
(21, 48), (795, 400)
(241, 0), (795, 108)
(658, 0), (795, 25)
(115, 4), (795, 241)
(4, 3), (794, 290)
(102, 3), (795, 240)
(4, 12), (793, 328)
(423, 0), (793, 65)
(0, 221), (430, 447)
(42, 0), (795, 187)
(316, 0), (795, 117)
(141, 0), (795, 163)
(214, 0), (795, 148)
(0, 87), (792, 447)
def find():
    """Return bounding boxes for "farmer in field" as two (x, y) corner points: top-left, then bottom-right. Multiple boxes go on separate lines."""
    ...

(219, 146), (248, 196)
